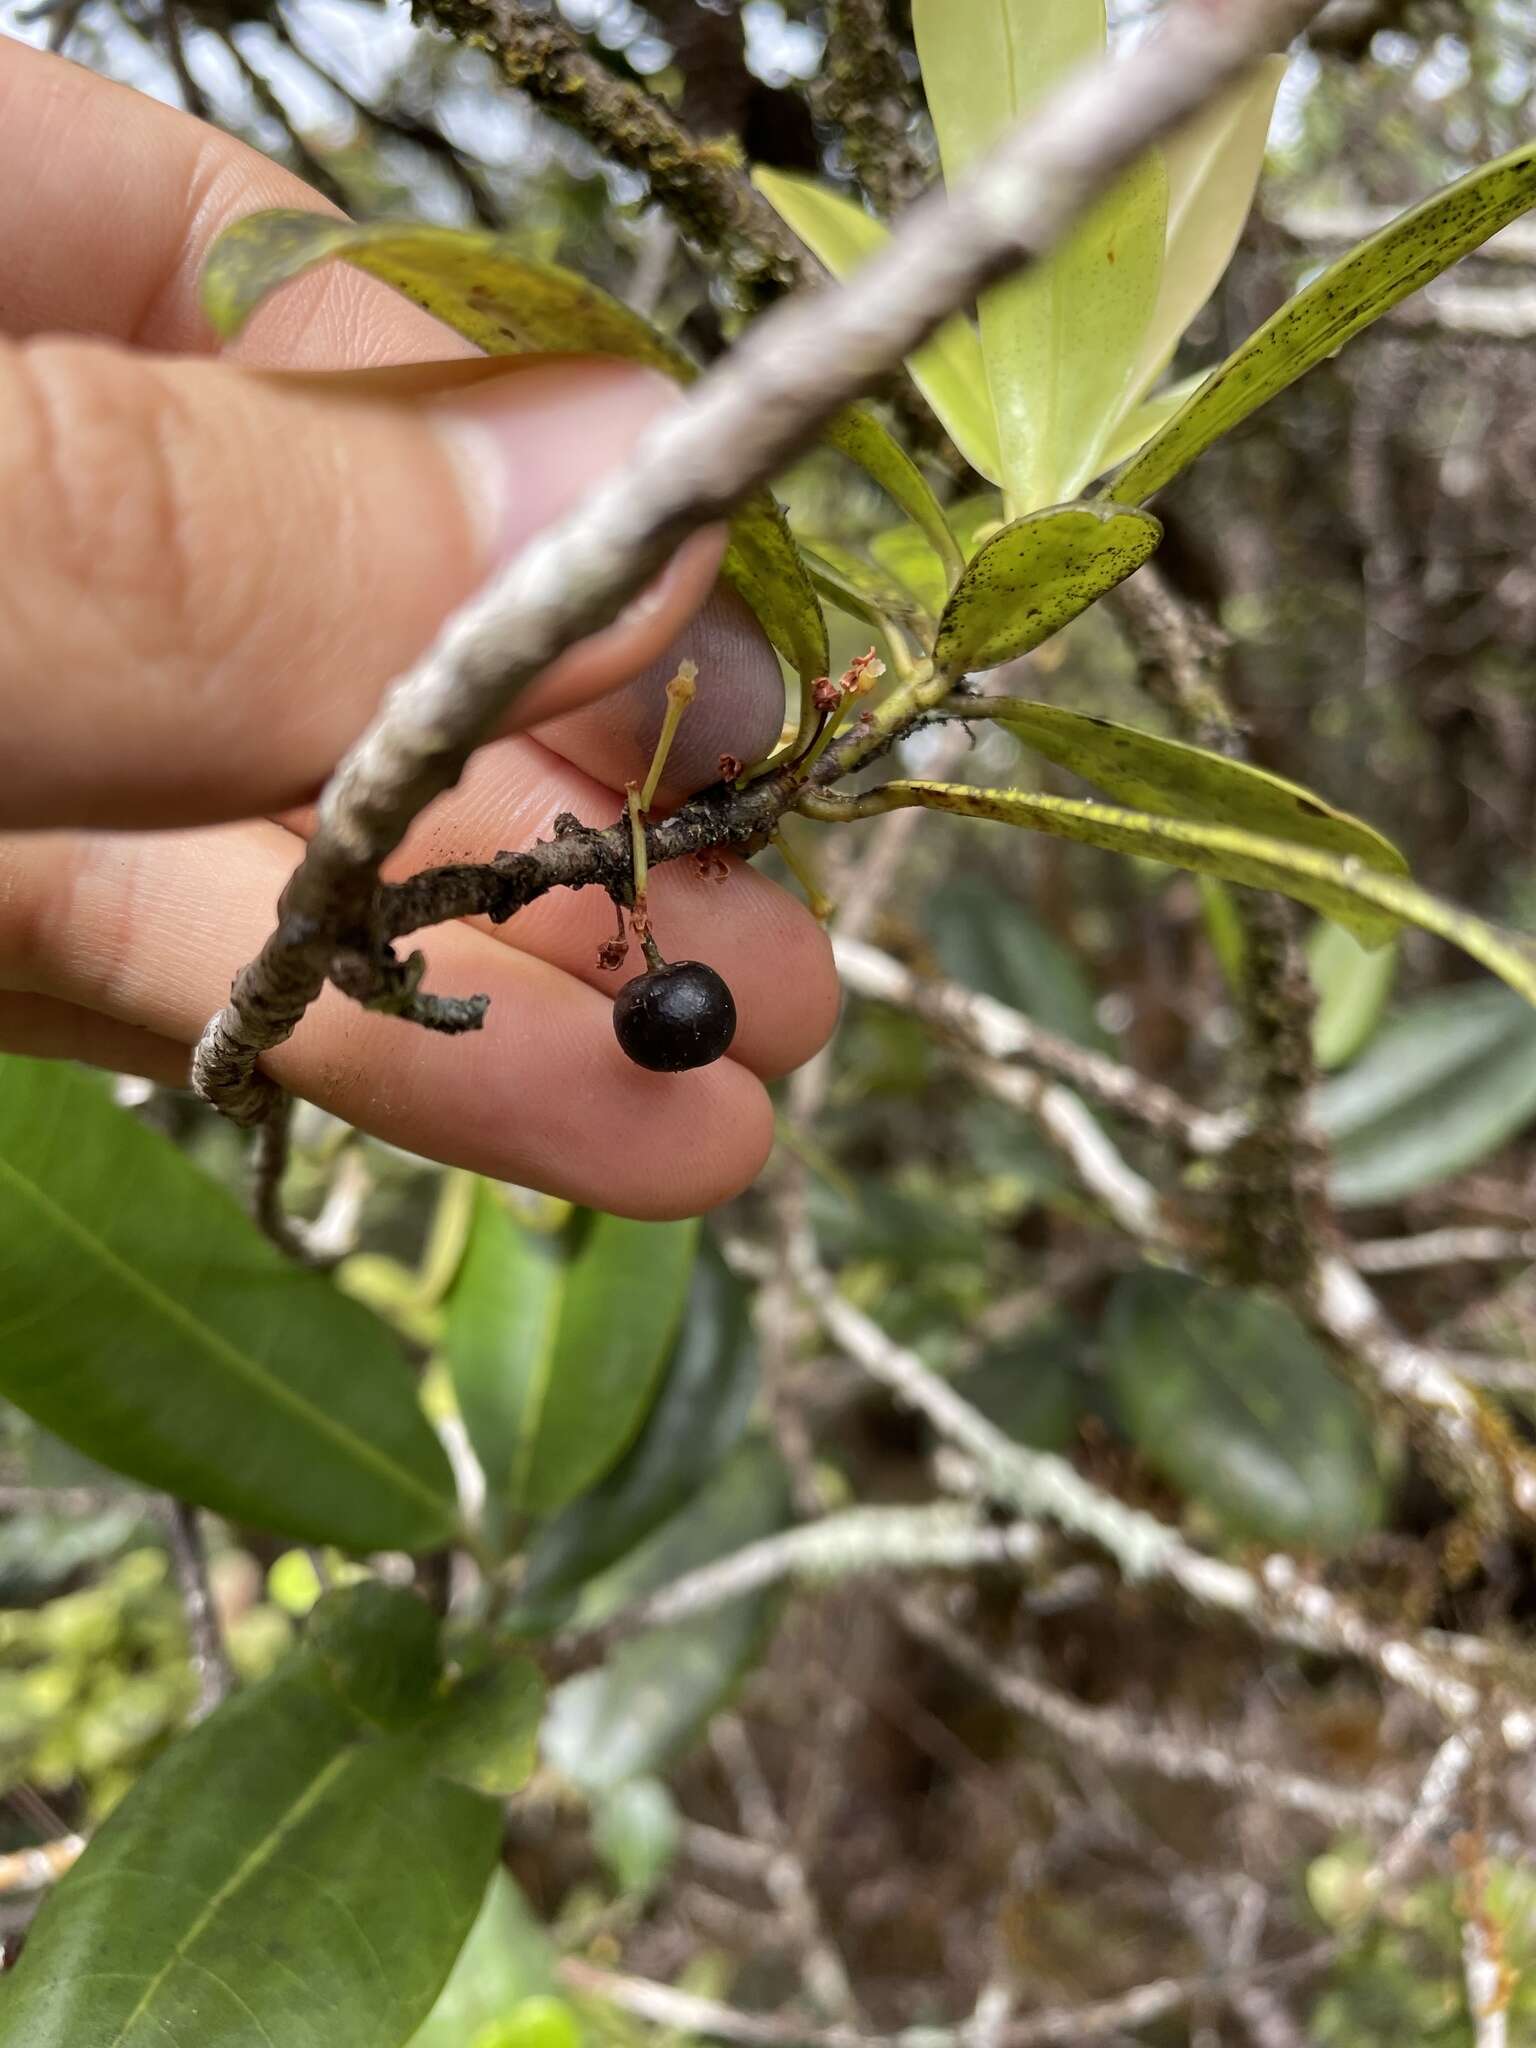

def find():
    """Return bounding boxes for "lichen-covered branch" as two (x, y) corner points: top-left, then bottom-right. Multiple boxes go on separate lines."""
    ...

(415, 0), (812, 308)
(194, 0), (1329, 1125)
(789, 1231), (1535, 1738)
(817, 0), (930, 217)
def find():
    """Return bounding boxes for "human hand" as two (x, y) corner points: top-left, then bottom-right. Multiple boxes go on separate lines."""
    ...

(0, 39), (839, 1218)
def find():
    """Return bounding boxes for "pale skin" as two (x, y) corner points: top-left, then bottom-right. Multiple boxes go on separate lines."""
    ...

(0, 38), (840, 1220)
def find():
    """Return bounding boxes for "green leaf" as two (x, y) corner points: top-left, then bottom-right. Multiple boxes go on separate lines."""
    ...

(1127, 60), (1286, 403)
(1309, 921), (1398, 1071)
(1094, 370), (1205, 475)
(749, 167), (1002, 482)
(425, 1654), (545, 1797)
(1318, 982), (1536, 1208)
(0, 1057), (456, 1552)
(800, 539), (927, 631)
(1104, 1268), (1385, 1550)
(308, 1580), (442, 1731)
(408, 1873), (556, 2048)
(914, 0), (1166, 510)
(922, 873), (1110, 1049)
(0, 1624), (499, 2048)
(959, 1314), (1092, 1453)
(869, 523), (953, 620)
(444, 1186), (697, 1518)
(541, 1439), (790, 1791)
(823, 407), (962, 583)
(966, 697), (1407, 880)
(1111, 137), (1536, 505)
(592, 1777), (682, 1898)
(933, 504), (1163, 676)
(720, 504), (829, 690)
(842, 782), (1536, 982)
(201, 209), (827, 693)
(517, 1244), (759, 1613)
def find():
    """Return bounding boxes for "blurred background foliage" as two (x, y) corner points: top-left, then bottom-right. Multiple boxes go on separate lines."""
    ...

(3, 1), (1536, 2042)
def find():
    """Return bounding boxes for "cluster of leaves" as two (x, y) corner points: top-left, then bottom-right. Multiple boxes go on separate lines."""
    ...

(0, 1058), (785, 2041)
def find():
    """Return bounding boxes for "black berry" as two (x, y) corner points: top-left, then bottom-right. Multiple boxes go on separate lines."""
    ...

(613, 960), (737, 1073)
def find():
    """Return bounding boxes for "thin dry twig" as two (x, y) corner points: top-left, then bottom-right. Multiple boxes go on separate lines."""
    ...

(789, 1234), (1531, 1738)
(418, 0), (812, 307)
(561, 1502), (1046, 1651)
(712, 1716), (860, 2023)
(833, 935), (1235, 1152)
(897, 1591), (1409, 1831)
(161, 1501), (234, 1723)
(557, 1949), (1337, 2048)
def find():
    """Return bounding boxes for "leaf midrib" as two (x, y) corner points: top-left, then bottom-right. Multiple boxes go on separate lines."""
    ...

(0, 1148), (449, 1526)
(111, 1746), (356, 2045)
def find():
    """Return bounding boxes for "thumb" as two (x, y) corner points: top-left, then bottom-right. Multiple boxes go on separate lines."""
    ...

(0, 343), (720, 830)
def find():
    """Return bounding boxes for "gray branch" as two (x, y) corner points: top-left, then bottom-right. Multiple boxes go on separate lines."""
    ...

(193, 0), (1328, 1126)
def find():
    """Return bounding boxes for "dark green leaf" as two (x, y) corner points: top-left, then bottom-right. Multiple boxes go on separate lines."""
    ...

(1104, 1269), (1385, 1550)
(444, 1186), (697, 1518)
(923, 873), (1109, 1049)
(518, 1244), (758, 1613)
(0, 1625), (499, 2048)
(966, 698), (1407, 881)
(407, 1873), (556, 2048)
(959, 1315), (1092, 1453)
(1318, 983), (1536, 1208)
(1111, 138), (1536, 505)
(201, 211), (827, 691)
(425, 1654), (545, 1797)
(0, 1057), (456, 1551)
(541, 1440), (790, 1790)
(933, 505), (1162, 677)
(307, 1580), (442, 1731)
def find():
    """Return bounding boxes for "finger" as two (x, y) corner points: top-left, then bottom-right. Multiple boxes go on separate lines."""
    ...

(0, 824), (775, 1219)
(0, 991), (191, 1086)
(533, 585), (788, 804)
(370, 734), (839, 1081)
(0, 39), (465, 367)
(0, 340), (721, 829)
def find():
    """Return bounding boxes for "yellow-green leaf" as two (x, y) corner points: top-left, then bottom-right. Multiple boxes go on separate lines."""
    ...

(1111, 137), (1536, 505)
(823, 406), (962, 583)
(823, 781), (1536, 984)
(869, 523), (952, 620)
(960, 697), (1406, 878)
(1309, 921), (1398, 1070)
(1095, 370), (1205, 476)
(749, 167), (1003, 482)
(1127, 59), (1286, 404)
(933, 504), (1162, 676)
(913, 0), (1167, 512)
(202, 210), (826, 690)
(800, 540), (926, 631)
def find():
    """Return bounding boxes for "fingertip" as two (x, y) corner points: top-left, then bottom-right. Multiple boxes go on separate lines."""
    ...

(531, 583), (788, 799)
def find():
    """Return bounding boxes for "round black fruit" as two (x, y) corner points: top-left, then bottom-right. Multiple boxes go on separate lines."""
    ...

(614, 961), (738, 1073)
